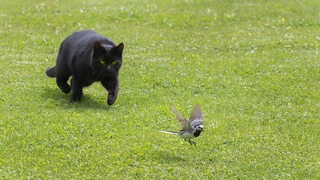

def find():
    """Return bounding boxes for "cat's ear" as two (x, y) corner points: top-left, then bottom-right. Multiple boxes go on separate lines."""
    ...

(94, 41), (103, 50)
(93, 41), (108, 56)
(95, 41), (111, 52)
(114, 43), (124, 55)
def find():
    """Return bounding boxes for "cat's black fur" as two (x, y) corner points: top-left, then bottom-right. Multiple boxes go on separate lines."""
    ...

(46, 30), (124, 105)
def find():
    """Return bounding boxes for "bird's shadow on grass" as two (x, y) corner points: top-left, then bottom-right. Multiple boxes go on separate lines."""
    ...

(153, 149), (186, 164)
(42, 87), (110, 111)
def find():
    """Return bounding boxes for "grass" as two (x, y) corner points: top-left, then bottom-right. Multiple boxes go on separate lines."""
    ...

(1, 0), (320, 178)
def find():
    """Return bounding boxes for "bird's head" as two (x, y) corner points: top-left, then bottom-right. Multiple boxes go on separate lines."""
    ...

(195, 125), (204, 132)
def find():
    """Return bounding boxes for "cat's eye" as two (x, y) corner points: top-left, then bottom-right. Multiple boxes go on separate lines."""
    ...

(112, 61), (116, 65)
(100, 59), (105, 64)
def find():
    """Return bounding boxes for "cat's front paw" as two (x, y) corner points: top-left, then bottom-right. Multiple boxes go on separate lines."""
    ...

(107, 97), (116, 106)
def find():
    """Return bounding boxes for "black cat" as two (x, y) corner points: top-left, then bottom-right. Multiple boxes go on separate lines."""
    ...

(46, 30), (124, 105)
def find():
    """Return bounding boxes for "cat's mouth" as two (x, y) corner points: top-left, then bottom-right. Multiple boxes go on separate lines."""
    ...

(103, 65), (114, 73)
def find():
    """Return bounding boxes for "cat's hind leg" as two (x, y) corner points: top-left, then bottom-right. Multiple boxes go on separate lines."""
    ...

(56, 76), (71, 94)
(70, 78), (83, 102)
(54, 64), (71, 93)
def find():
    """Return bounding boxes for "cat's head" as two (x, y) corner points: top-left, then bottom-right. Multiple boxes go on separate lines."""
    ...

(92, 41), (124, 73)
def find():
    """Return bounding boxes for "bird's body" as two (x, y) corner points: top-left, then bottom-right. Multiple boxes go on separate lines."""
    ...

(160, 105), (204, 145)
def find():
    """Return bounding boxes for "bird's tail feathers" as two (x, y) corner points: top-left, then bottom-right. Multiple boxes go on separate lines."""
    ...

(159, 130), (180, 135)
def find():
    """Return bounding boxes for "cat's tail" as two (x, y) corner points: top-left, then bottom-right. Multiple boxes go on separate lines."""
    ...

(46, 66), (56, 77)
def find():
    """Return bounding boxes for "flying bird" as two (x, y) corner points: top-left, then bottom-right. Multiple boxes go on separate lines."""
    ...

(160, 105), (204, 146)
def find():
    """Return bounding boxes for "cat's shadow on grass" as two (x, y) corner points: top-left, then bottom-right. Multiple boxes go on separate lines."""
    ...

(42, 87), (110, 110)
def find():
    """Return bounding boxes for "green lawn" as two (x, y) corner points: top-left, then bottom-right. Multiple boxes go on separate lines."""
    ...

(1, 0), (319, 178)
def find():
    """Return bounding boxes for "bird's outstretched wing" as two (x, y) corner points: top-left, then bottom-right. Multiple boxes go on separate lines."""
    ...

(171, 106), (192, 131)
(189, 105), (203, 122)
(189, 105), (204, 127)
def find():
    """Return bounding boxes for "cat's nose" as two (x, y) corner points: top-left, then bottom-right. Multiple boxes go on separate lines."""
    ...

(106, 65), (112, 71)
